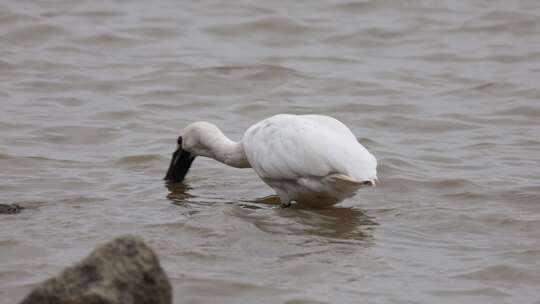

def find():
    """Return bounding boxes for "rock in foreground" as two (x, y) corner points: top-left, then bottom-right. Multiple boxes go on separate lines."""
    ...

(20, 235), (172, 304)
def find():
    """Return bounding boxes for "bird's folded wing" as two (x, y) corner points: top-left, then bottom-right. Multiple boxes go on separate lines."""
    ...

(243, 115), (377, 182)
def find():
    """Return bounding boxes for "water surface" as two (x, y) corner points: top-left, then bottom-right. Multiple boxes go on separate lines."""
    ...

(1, 1), (540, 303)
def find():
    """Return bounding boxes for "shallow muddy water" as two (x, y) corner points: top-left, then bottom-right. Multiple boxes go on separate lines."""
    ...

(1, 0), (540, 303)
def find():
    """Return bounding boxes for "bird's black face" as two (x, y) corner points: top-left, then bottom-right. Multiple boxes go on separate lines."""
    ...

(164, 136), (196, 182)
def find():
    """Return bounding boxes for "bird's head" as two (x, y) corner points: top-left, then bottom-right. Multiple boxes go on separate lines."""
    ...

(164, 122), (221, 182)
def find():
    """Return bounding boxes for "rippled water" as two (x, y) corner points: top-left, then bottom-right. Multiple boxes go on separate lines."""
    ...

(1, 0), (540, 303)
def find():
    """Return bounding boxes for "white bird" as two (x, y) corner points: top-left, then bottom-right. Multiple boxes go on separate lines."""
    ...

(165, 114), (377, 208)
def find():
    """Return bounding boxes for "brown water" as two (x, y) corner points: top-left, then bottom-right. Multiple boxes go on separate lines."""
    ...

(1, 0), (540, 303)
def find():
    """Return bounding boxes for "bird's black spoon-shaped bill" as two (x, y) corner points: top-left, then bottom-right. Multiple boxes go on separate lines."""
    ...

(164, 136), (196, 182)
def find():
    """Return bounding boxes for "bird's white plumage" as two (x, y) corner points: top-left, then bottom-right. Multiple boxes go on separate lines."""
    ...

(175, 114), (377, 207)
(242, 114), (377, 206)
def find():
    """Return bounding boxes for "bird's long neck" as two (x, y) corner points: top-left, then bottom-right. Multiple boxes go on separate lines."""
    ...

(202, 131), (251, 169)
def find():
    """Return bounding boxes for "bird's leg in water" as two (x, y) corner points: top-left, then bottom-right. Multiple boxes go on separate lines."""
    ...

(280, 200), (292, 208)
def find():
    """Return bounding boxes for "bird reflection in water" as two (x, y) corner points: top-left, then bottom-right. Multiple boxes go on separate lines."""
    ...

(165, 183), (377, 243)
(165, 182), (195, 206)
(166, 181), (264, 209)
(257, 197), (377, 243)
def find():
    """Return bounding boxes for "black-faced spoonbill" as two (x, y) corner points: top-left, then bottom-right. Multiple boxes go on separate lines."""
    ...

(165, 114), (377, 208)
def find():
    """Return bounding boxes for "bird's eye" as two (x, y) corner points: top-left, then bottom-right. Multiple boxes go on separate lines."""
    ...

(177, 136), (183, 145)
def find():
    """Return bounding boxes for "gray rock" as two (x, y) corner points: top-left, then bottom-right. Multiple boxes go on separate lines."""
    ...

(20, 235), (172, 304)
(0, 203), (23, 214)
